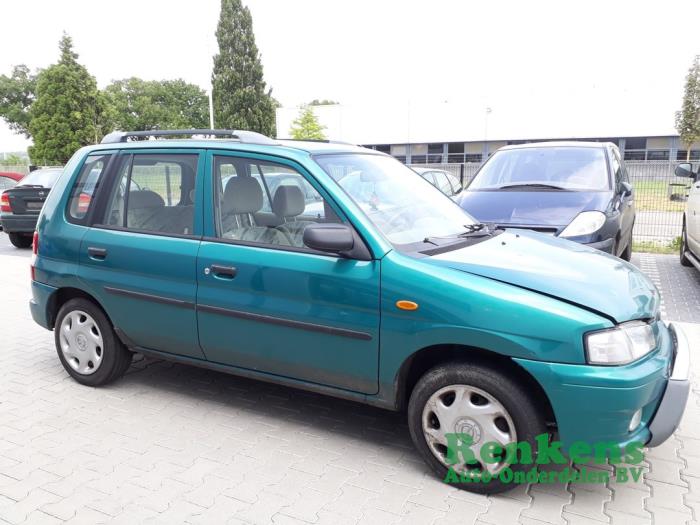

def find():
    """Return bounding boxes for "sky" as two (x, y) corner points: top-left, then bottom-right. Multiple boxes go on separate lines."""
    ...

(1, 0), (699, 151)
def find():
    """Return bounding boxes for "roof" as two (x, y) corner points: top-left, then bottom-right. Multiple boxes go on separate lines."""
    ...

(88, 135), (380, 157)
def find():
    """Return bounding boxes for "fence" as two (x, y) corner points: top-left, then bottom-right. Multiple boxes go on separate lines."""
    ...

(0, 165), (30, 175)
(409, 160), (690, 249)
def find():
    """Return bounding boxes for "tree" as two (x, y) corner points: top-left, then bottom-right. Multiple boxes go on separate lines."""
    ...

(675, 55), (700, 161)
(0, 65), (37, 137)
(289, 105), (326, 140)
(212, 0), (276, 136)
(28, 34), (106, 164)
(104, 78), (208, 131)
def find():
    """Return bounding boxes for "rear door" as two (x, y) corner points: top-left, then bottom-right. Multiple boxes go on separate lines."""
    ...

(78, 149), (205, 359)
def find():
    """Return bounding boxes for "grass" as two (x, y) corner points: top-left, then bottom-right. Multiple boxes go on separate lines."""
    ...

(633, 236), (681, 255)
(632, 181), (689, 212)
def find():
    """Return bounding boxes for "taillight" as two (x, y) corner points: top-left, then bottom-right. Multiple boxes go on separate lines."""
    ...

(0, 192), (11, 212)
(31, 231), (38, 281)
(77, 193), (91, 213)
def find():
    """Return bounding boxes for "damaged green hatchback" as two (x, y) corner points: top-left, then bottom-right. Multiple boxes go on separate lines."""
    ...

(30, 130), (690, 493)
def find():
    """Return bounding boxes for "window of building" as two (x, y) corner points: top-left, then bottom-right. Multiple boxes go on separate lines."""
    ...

(464, 154), (483, 163)
(624, 137), (647, 150)
(624, 150), (646, 161)
(647, 150), (670, 161)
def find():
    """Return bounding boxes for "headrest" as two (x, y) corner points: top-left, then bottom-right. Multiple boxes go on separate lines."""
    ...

(273, 185), (305, 218)
(223, 177), (263, 214)
(129, 190), (164, 209)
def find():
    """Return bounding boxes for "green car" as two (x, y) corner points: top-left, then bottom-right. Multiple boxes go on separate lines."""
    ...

(30, 130), (689, 493)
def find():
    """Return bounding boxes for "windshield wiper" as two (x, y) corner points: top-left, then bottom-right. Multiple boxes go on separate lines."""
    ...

(498, 183), (566, 190)
(18, 184), (45, 188)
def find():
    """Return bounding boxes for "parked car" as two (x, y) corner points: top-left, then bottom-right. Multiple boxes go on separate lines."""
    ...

(0, 167), (63, 247)
(676, 162), (700, 270)
(458, 142), (635, 260)
(0, 172), (24, 231)
(29, 129), (688, 494)
(412, 167), (463, 198)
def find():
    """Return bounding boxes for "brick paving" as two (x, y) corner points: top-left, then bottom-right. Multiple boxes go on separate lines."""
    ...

(1, 234), (699, 524)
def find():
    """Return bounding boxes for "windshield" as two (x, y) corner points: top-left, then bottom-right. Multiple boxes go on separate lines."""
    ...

(18, 168), (63, 188)
(315, 154), (477, 246)
(469, 147), (610, 191)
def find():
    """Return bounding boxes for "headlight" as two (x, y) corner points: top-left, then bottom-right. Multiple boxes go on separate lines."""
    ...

(560, 211), (606, 238)
(585, 321), (657, 365)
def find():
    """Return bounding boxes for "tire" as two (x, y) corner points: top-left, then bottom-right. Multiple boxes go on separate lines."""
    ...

(408, 362), (547, 494)
(8, 232), (32, 248)
(681, 222), (692, 267)
(54, 298), (132, 386)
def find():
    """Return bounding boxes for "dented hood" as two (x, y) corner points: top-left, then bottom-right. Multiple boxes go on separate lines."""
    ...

(423, 229), (659, 323)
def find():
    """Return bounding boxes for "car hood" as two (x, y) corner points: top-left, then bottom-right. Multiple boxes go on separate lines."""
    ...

(458, 190), (612, 228)
(423, 229), (659, 323)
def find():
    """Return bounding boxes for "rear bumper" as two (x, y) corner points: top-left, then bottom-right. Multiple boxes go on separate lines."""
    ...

(0, 214), (38, 234)
(646, 322), (690, 446)
(29, 280), (57, 330)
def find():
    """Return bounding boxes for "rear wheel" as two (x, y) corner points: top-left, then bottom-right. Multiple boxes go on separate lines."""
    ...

(407, 362), (547, 494)
(54, 298), (132, 386)
(681, 222), (692, 267)
(8, 232), (32, 248)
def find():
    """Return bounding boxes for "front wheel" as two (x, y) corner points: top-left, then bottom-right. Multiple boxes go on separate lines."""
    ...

(8, 232), (32, 248)
(407, 362), (547, 494)
(54, 298), (133, 386)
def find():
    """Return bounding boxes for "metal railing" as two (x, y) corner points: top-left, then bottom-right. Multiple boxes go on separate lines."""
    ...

(409, 160), (690, 250)
(0, 165), (30, 175)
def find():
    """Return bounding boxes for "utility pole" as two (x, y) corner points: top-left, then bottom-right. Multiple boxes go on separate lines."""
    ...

(209, 90), (215, 129)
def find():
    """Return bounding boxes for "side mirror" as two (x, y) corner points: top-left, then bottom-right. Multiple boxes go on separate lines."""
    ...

(620, 181), (633, 197)
(675, 163), (696, 179)
(303, 223), (354, 254)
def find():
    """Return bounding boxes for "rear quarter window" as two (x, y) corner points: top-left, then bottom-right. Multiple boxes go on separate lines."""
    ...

(67, 154), (111, 221)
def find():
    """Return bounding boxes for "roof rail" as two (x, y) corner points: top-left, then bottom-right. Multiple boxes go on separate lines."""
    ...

(280, 138), (356, 146)
(100, 129), (278, 145)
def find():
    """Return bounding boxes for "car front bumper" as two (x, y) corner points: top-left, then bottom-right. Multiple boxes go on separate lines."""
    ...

(582, 237), (615, 254)
(515, 320), (690, 450)
(0, 214), (39, 234)
(646, 323), (690, 446)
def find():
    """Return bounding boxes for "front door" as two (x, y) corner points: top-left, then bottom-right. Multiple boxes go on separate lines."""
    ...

(196, 152), (380, 394)
(79, 150), (205, 359)
(687, 171), (700, 254)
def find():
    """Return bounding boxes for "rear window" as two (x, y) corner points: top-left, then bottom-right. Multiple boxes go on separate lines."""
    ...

(469, 147), (610, 191)
(18, 169), (63, 188)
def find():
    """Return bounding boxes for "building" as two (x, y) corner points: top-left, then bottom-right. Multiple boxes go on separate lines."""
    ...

(276, 101), (700, 164)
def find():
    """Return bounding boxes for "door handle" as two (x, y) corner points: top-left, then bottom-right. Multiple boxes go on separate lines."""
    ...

(87, 247), (107, 259)
(210, 264), (237, 278)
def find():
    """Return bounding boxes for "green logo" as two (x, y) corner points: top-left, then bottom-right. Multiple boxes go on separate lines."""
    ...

(442, 433), (645, 485)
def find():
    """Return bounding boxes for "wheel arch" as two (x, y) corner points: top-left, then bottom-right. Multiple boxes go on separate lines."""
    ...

(395, 344), (556, 427)
(47, 287), (109, 329)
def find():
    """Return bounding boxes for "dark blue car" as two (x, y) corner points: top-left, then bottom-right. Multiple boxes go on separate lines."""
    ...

(458, 142), (635, 260)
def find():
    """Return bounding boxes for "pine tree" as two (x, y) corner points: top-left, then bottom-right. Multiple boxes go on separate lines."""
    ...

(28, 34), (106, 164)
(211, 0), (276, 136)
(675, 55), (700, 161)
(289, 105), (326, 140)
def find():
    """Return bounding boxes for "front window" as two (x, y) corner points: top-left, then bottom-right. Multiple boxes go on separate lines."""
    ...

(469, 147), (610, 191)
(315, 154), (477, 247)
